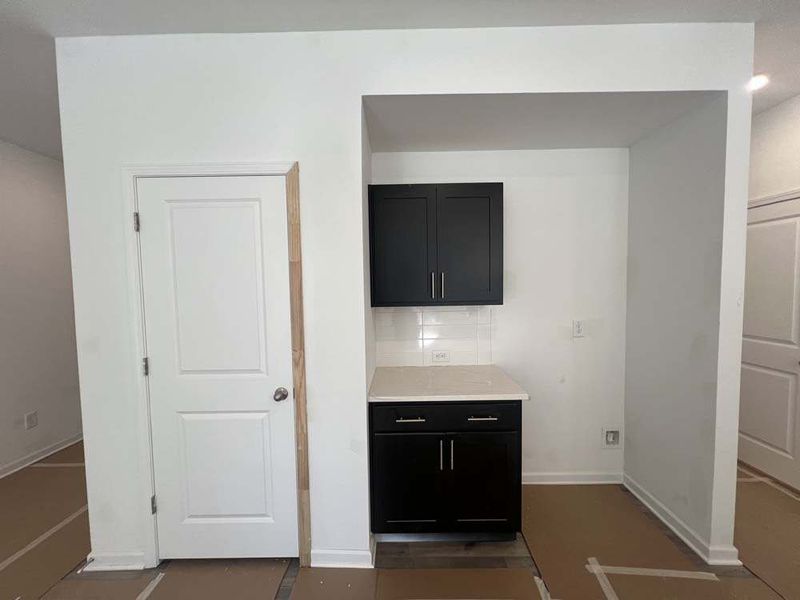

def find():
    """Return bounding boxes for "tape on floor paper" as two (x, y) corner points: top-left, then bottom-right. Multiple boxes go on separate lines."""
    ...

(587, 557), (621, 600)
(135, 572), (165, 600)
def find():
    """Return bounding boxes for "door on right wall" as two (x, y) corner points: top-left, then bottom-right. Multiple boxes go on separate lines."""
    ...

(740, 196), (800, 490)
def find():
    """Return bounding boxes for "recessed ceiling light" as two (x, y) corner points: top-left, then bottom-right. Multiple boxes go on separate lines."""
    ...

(747, 74), (769, 92)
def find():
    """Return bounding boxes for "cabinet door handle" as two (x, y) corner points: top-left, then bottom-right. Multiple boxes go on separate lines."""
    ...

(468, 416), (499, 422)
(450, 439), (454, 470)
(441, 272), (445, 298)
(395, 417), (426, 423)
(431, 272), (435, 299)
(439, 439), (443, 471)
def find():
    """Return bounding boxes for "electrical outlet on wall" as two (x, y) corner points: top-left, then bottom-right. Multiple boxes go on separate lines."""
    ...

(602, 427), (621, 449)
(24, 411), (38, 430)
(431, 350), (450, 363)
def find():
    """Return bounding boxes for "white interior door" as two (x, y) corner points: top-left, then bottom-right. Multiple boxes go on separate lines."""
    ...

(740, 197), (800, 490)
(137, 175), (298, 558)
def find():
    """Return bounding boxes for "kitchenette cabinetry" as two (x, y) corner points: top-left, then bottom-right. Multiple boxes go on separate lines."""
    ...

(368, 366), (528, 536)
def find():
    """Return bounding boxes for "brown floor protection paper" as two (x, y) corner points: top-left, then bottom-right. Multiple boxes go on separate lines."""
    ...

(735, 477), (800, 600)
(0, 467), (88, 561)
(290, 567), (378, 600)
(148, 558), (289, 600)
(606, 573), (782, 600)
(42, 568), (159, 600)
(0, 511), (90, 600)
(521, 485), (777, 600)
(375, 568), (541, 599)
(39, 442), (85, 464)
(522, 485), (700, 599)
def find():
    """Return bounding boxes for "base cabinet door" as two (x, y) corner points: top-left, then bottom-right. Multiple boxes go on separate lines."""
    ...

(371, 433), (445, 532)
(447, 432), (520, 532)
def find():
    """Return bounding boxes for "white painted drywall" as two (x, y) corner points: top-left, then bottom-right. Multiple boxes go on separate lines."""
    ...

(750, 93), (800, 201)
(0, 139), (81, 477)
(362, 108), (376, 388)
(55, 23), (753, 568)
(625, 93), (748, 564)
(372, 149), (629, 482)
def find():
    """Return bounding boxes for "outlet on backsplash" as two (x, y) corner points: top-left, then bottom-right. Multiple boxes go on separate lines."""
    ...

(431, 350), (450, 363)
(374, 306), (492, 367)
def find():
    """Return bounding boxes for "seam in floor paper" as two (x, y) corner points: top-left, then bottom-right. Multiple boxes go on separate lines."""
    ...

(587, 557), (620, 600)
(30, 463), (85, 468)
(0, 505), (88, 572)
(135, 572), (165, 600)
(738, 467), (800, 502)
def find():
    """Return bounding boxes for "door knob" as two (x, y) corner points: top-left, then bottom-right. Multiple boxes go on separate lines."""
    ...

(273, 387), (289, 402)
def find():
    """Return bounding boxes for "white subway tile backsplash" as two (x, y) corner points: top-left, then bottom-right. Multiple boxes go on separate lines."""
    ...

(374, 306), (492, 366)
(422, 324), (477, 340)
(422, 308), (484, 325)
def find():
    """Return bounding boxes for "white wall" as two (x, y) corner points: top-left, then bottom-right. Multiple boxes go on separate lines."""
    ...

(55, 23), (753, 569)
(0, 139), (81, 477)
(750, 93), (800, 201)
(625, 94), (746, 565)
(372, 149), (629, 482)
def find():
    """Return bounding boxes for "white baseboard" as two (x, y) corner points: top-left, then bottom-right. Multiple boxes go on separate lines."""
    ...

(83, 551), (147, 572)
(523, 471), (623, 485)
(311, 546), (375, 569)
(623, 474), (741, 566)
(0, 433), (83, 479)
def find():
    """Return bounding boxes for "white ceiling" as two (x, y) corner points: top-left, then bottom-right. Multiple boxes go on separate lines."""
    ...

(1, 0), (799, 159)
(365, 92), (722, 152)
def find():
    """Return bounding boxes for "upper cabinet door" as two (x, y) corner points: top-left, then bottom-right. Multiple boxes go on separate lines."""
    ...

(436, 183), (503, 305)
(369, 185), (437, 306)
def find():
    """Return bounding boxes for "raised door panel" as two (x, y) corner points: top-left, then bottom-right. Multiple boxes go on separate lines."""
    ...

(744, 219), (799, 343)
(436, 183), (503, 305)
(447, 432), (519, 532)
(369, 185), (437, 306)
(740, 365), (795, 454)
(370, 433), (445, 532)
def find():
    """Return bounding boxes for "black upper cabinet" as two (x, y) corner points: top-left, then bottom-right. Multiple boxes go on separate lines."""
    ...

(369, 185), (437, 306)
(369, 183), (502, 306)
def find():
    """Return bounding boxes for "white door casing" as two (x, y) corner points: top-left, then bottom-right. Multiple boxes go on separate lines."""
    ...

(740, 197), (800, 491)
(137, 175), (299, 558)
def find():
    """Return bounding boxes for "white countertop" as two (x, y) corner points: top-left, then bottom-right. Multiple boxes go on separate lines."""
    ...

(368, 365), (530, 402)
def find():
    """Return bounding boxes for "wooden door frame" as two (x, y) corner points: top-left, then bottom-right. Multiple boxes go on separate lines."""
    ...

(123, 162), (311, 567)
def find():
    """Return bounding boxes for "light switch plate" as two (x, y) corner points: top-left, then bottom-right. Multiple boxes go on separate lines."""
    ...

(602, 427), (621, 449)
(572, 319), (585, 338)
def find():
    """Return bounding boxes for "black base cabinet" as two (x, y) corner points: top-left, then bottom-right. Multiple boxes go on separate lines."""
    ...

(369, 401), (521, 534)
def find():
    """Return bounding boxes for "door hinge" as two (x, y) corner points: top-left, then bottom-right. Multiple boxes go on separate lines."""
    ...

(142, 357), (150, 376)
(133, 211), (140, 232)
(151, 495), (157, 514)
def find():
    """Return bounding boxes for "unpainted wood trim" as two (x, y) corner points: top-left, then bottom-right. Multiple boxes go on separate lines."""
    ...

(285, 163), (312, 566)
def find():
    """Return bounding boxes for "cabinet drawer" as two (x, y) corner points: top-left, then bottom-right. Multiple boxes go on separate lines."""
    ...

(445, 402), (520, 431)
(371, 403), (448, 432)
(370, 401), (520, 433)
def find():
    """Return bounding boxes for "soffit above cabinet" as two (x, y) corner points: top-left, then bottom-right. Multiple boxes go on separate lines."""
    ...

(364, 91), (721, 152)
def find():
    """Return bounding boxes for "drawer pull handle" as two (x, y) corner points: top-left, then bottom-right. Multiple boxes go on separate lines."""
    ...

(468, 416), (499, 421)
(395, 417), (426, 423)
(439, 439), (443, 471)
